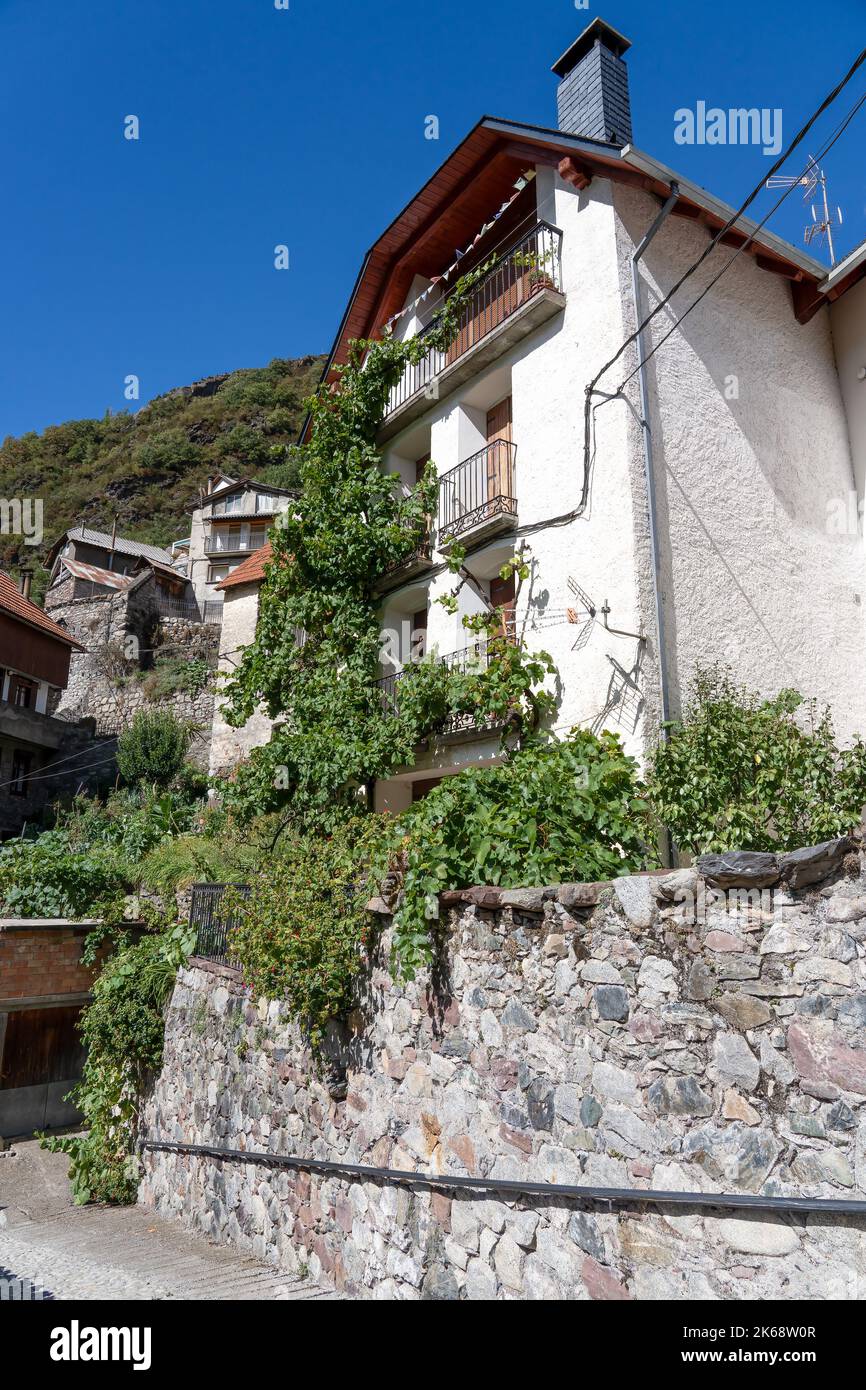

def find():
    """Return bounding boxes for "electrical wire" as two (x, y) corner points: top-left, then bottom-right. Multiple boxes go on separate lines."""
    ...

(587, 44), (866, 401)
(616, 88), (866, 394)
(0, 752), (120, 795)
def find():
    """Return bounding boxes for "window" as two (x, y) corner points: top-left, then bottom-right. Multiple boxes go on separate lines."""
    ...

(11, 677), (36, 709)
(213, 493), (244, 516)
(256, 493), (276, 514)
(208, 564), (231, 585)
(248, 527), (266, 550)
(10, 750), (32, 797)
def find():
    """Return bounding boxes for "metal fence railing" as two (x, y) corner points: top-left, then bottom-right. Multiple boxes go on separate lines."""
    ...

(155, 597), (223, 625)
(438, 440), (517, 542)
(385, 220), (563, 419)
(376, 631), (517, 738)
(189, 882), (250, 966)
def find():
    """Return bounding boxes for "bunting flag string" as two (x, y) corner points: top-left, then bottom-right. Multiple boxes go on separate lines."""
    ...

(382, 172), (535, 335)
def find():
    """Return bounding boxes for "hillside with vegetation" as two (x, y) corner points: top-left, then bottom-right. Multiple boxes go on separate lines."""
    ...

(0, 354), (325, 599)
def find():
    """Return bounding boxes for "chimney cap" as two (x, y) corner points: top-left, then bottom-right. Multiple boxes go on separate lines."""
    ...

(552, 18), (632, 77)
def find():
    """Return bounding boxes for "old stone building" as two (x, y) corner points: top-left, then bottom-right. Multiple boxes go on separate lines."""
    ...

(0, 571), (104, 838)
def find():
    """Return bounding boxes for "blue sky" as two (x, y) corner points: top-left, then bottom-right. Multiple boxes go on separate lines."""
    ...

(1, 0), (864, 440)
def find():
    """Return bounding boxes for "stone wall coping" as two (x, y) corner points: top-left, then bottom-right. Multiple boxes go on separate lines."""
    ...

(188, 955), (242, 980)
(364, 835), (860, 917)
(0, 917), (146, 933)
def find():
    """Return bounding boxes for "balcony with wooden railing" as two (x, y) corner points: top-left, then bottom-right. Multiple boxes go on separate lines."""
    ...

(380, 221), (564, 440)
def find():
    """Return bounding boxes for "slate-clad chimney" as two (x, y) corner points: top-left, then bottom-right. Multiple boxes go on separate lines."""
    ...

(552, 18), (633, 146)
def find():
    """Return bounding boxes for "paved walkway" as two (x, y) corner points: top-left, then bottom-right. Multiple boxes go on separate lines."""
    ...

(0, 1142), (337, 1302)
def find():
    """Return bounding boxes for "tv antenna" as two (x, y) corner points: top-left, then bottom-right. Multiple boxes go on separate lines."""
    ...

(531, 577), (644, 650)
(766, 156), (843, 266)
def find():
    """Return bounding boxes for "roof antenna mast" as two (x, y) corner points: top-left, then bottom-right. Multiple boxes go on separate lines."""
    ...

(766, 155), (843, 266)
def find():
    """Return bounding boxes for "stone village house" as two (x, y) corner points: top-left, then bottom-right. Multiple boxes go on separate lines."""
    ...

(204, 18), (866, 811)
(0, 570), (99, 839)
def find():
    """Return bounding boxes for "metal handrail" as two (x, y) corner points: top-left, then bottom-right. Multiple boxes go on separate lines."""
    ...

(189, 882), (250, 966)
(376, 630), (515, 735)
(385, 221), (563, 418)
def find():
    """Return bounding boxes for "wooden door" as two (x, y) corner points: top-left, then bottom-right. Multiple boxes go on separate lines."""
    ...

(486, 398), (513, 508)
(0, 1006), (86, 1091)
(490, 573), (516, 641)
(411, 607), (428, 661)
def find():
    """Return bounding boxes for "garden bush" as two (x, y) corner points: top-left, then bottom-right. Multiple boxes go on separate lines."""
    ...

(647, 663), (866, 855)
(116, 710), (191, 788)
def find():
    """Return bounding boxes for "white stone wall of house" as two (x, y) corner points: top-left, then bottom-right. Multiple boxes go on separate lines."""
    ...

(613, 180), (866, 744)
(208, 582), (275, 780)
(375, 163), (866, 814)
(830, 275), (866, 506)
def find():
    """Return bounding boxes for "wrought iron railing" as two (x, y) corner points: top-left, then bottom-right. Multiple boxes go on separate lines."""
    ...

(189, 882), (250, 966)
(385, 221), (563, 418)
(376, 631), (515, 737)
(155, 596), (223, 624)
(438, 440), (517, 542)
(383, 532), (434, 577)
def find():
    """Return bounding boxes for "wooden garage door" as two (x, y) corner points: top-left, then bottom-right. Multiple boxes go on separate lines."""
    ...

(0, 1006), (86, 1090)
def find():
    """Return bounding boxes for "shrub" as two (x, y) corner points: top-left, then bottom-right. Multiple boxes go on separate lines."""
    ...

(226, 820), (378, 1048)
(42, 924), (195, 1204)
(647, 663), (866, 855)
(117, 711), (191, 788)
(0, 830), (129, 918)
(138, 832), (258, 901)
(389, 729), (653, 977)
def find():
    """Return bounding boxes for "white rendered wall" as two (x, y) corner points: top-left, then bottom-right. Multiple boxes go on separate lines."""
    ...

(377, 167), (647, 797)
(831, 276), (866, 504)
(208, 583), (274, 779)
(613, 181), (866, 745)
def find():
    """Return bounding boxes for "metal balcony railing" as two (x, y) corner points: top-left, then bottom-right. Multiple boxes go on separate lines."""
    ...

(376, 629), (516, 738)
(438, 440), (517, 542)
(385, 221), (563, 419)
(204, 531), (268, 556)
(189, 882), (251, 966)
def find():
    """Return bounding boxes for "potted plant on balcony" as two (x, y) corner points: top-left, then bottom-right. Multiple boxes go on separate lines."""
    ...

(512, 247), (555, 297)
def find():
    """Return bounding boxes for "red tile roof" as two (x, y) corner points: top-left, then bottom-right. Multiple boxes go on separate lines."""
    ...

(216, 542), (273, 590)
(0, 571), (84, 648)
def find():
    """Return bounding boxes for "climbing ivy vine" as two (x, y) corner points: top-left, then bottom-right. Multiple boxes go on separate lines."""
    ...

(221, 265), (556, 824)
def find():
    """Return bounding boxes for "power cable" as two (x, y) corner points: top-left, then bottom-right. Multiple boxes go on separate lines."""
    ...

(616, 88), (866, 394)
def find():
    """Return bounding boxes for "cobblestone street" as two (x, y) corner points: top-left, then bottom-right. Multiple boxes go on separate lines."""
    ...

(0, 1141), (338, 1302)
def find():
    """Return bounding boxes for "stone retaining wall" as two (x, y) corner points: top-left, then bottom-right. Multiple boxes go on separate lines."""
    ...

(139, 838), (866, 1300)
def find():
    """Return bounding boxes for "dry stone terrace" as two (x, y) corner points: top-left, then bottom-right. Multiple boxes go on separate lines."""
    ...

(141, 835), (866, 1300)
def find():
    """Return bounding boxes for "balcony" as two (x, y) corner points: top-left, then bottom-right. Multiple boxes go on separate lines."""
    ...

(377, 633), (515, 741)
(380, 221), (565, 441)
(204, 528), (268, 557)
(374, 532), (435, 595)
(0, 703), (69, 751)
(438, 440), (517, 547)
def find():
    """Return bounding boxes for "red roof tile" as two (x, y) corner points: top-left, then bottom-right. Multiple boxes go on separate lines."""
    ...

(0, 571), (84, 648)
(216, 542), (273, 590)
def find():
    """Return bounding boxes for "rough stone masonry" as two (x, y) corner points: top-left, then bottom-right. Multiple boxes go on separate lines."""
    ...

(139, 836), (866, 1300)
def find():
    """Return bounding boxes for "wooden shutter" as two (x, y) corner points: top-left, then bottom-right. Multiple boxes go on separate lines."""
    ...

(486, 398), (513, 504)
(490, 573), (516, 640)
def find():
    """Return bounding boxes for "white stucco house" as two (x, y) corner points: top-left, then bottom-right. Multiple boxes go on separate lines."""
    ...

(208, 540), (276, 779)
(213, 17), (866, 814)
(294, 16), (866, 813)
